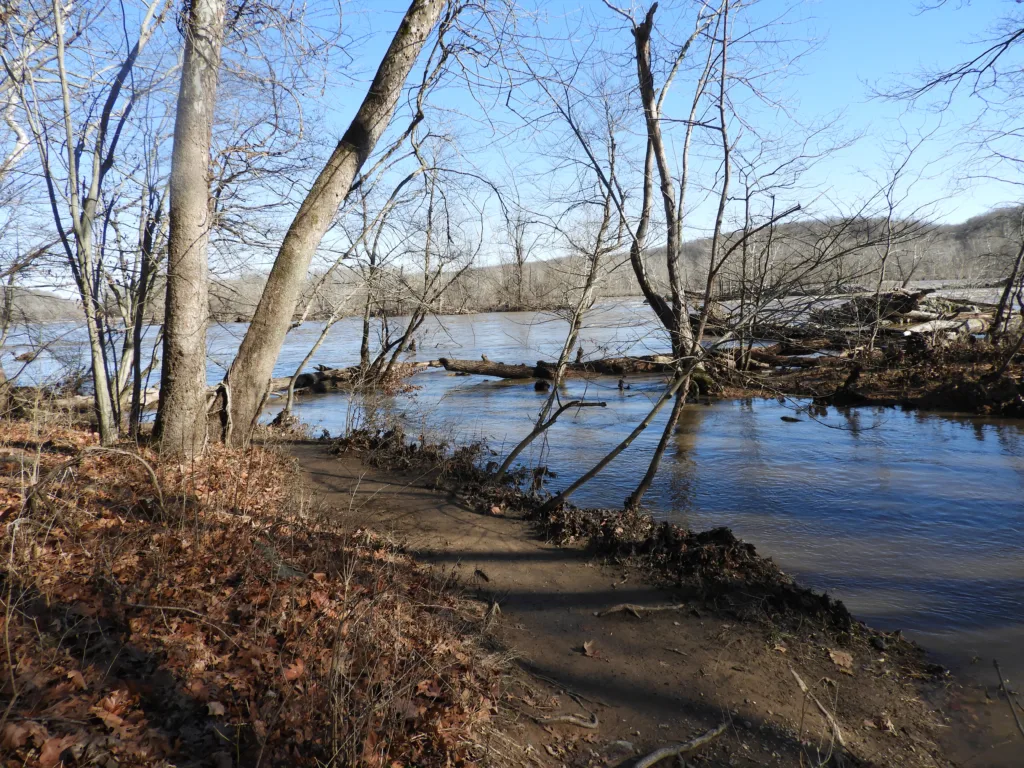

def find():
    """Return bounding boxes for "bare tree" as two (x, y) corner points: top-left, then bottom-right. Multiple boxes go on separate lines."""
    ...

(214, 0), (450, 445)
(154, 0), (228, 455)
(2, 0), (172, 444)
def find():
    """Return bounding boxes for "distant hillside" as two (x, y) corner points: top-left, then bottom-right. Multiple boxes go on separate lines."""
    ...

(3, 288), (80, 323)
(10, 206), (1023, 324)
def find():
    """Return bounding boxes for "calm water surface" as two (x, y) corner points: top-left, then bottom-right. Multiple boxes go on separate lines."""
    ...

(6, 301), (1023, 685)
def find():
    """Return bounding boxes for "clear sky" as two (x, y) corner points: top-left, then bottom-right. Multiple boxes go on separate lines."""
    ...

(319, 0), (1019, 231)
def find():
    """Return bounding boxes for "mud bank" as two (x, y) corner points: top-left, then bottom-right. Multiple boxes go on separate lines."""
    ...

(292, 428), (1022, 767)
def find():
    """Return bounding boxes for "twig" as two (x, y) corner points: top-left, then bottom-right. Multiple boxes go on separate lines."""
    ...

(594, 603), (686, 618)
(994, 660), (1024, 740)
(534, 711), (599, 729)
(790, 667), (847, 749)
(633, 721), (728, 767)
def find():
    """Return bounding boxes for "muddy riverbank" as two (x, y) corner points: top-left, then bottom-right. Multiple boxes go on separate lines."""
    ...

(291, 433), (1023, 766)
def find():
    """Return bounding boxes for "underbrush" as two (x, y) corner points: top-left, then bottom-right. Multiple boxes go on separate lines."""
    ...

(0, 420), (505, 767)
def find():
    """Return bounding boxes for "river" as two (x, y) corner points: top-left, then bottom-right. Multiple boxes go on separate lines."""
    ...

(5, 299), (1023, 691)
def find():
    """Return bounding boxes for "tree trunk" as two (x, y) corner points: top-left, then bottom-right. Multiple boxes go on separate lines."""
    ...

(218, 0), (446, 445)
(129, 214), (158, 437)
(153, 0), (226, 455)
(625, 381), (687, 510)
(535, 373), (690, 514)
(82, 292), (119, 443)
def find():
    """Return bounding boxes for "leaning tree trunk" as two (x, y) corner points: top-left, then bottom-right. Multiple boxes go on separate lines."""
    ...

(624, 380), (688, 510)
(153, 0), (227, 455)
(216, 0), (446, 445)
(535, 372), (690, 514)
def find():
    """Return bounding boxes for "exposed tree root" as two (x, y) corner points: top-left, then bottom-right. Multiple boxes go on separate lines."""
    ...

(632, 721), (728, 767)
(534, 711), (599, 729)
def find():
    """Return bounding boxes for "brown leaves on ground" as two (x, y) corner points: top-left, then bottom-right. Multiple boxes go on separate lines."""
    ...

(0, 420), (502, 767)
(829, 649), (854, 670)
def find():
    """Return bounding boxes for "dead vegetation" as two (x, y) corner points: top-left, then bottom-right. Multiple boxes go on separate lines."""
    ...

(0, 419), (512, 767)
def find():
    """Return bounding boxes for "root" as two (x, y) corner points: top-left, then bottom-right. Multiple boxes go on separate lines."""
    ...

(594, 602), (686, 618)
(534, 711), (599, 729)
(633, 721), (728, 767)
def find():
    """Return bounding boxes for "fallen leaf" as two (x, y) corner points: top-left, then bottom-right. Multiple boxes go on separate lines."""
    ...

(67, 670), (87, 690)
(415, 678), (442, 698)
(0, 722), (29, 749)
(39, 735), (76, 768)
(829, 649), (853, 669)
(284, 658), (305, 681)
(89, 706), (124, 730)
(581, 640), (600, 658)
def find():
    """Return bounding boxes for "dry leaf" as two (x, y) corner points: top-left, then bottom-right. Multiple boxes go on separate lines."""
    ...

(581, 640), (599, 658)
(207, 701), (226, 716)
(0, 723), (29, 750)
(39, 735), (76, 768)
(415, 678), (442, 698)
(67, 669), (87, 690)
(829, 649), (853, 669)
(284, 658), (305, 681)
(89, 706), (124, 730)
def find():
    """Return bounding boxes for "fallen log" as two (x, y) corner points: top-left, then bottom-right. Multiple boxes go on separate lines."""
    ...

(437, 358), (539, 379)
(438, 355), (678, 381)
(903, 316), (991, 336)
(13, 388), (161, 413)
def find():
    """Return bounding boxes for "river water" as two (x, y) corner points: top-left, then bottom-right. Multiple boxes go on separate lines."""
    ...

(5, 300), (1023, 689)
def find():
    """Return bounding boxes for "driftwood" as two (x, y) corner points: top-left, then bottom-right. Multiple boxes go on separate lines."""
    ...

(19, 361), (440, 415)
(14, 387), (161, 413)
(438, 355), (676, 380)
(812, 289), (934, 325)
(902, 316), (991, 336)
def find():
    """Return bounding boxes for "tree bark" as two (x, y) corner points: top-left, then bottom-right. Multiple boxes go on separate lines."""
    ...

(218, 0), (446, 445)
(153, 0), (226, 455)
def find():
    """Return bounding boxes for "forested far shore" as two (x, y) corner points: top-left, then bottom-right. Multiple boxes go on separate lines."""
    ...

(6, 204), (1024, 324)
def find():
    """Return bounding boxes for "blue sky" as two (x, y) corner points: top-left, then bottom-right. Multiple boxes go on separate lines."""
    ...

(319, 0), (1019, 232)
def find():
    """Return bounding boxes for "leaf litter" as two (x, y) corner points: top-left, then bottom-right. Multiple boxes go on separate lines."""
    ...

(0, 420), (507, 767)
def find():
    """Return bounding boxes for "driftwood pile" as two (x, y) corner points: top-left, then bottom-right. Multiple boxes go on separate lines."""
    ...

(813, 289), (1011, 342)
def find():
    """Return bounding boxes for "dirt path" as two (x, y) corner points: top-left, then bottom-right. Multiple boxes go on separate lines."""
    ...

(290, 440), (1016, 767)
